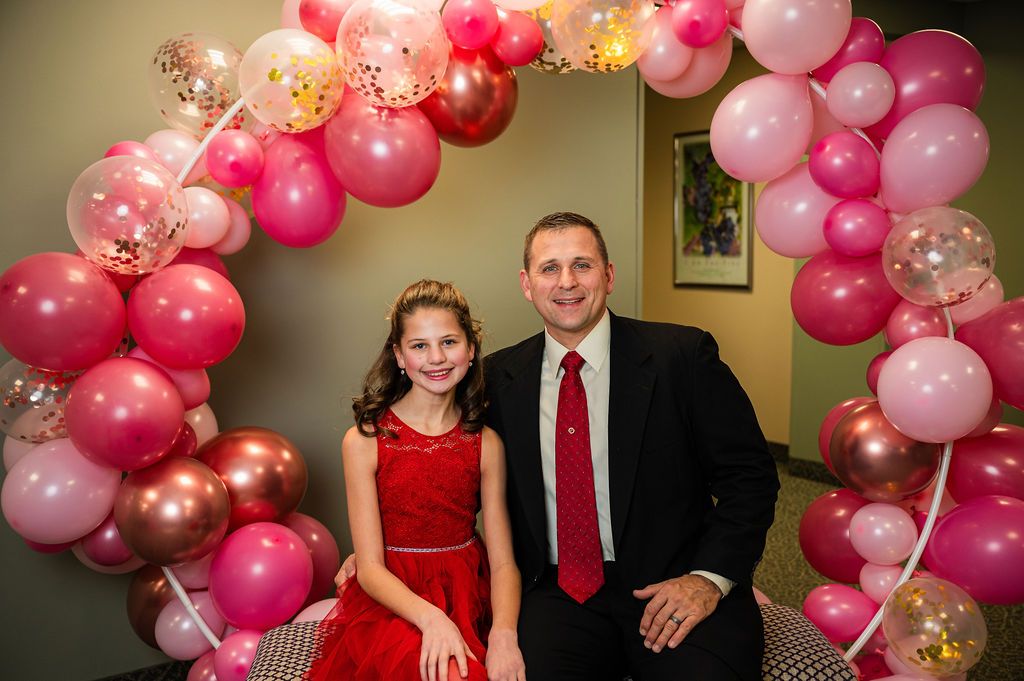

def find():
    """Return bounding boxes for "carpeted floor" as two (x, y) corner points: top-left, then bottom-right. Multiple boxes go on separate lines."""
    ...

(100, 462), (1023, 681)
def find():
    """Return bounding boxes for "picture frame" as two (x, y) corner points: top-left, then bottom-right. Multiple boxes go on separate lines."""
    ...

(673, 131), (753, 289)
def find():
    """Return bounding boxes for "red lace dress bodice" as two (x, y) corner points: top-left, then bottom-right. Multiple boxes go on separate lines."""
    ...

(305, 410), (490, 680)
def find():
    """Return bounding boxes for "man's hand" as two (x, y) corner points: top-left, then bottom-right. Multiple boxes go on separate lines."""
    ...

(632, 574), (722, 653)
(334, 553), (356, 594)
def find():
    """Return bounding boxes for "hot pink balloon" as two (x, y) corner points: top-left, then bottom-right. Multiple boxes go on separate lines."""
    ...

(324, 95), (441, 208)
(637, 6), (694, 82)
(168, 247), (230, 281)
(24, 538), (76, 553)
(0, 252), (126, 371)
(128, 346), (211, 410)
(128, 264), (246, 370)
(849, 503), (917, 565)
(299, 0), (356, 42)
(183, 187), (231, 249)
(188, 650), (218, 681)
(81, 511), (135, 566)
(209, 522), (314, 630)
(808, 131), (880, 199)
(884, 300), (946, 350)
(490, 9), (544, 67)
(251, 129), (346, 248)
(643, 32), (732, 99)
(859, 563), (902, 604)
(923, 495), (1024, 604)
(955, 298), (1024, 411)
(811, 16), (884, 83)
(214, 629), (263, 681)
(1, 438), (121, 544)
(877, 337), (992, 444)
(741, 0), (852, 75)
(826, 61), (895, 129)
(818, 397), (874, 472)
(823, 198), (890, 257)
(155, 589), (227, 660)
(755, 161), (838, 258)
(949, 425), (1024, 503)
(791, 250), (900, 346)
(799, 488), (870, 583)
(866, 351), (891, 395)
(710, 73), (813, 183)
(950, 274), (1003, 326)
(105, 140), (159, 163)
(865, 29), (985, 142)
(443, 0), (500, 50)
(880, 104), (989, 214)
(671, 0), (728, 49)
(283, 512), (341, 607)
(206, 130), (265, 188)
(803, 583), (877, 643)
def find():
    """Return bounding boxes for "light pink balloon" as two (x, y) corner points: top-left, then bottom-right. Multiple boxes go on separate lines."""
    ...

(293, 597), (339, 622)
(849, 503), (918, 565)
(823, 198), (891, 257)
(811, 16), (884, 83)
(754, 162), (837, 258)
(808, 130), (879, 198)
(210, 198), (253, 256)
(742, 0), (852, 75)
(671, 0), (728, 49)
(3, 436), (34, 472)
(637, 6), (694, 82)
(145, 129), (206, 184)
(206, 130), (265, 188)
(866, 350), (891, 396)
(214, 629), (263, 681)
(752, 588), (772, 606)
(105, 140), (159, 163)
(1, 438), (120, 544)
(81, 511), (135, 566)
(643, 32), (732, 99)
(155, 590), (227, 660)
(183, 187), (231, 249)
(186, 403), (219, 447)
(951, 274), (1004, 326)
(877, 337), (993, 444)
(187, 650), (218, 681)
(174, 551), (217, 590)
(127, 346), (211, 411)
(443, 0), (500, 49)
(880, 104), (990, 214)
(710, 73), (812, 183)
(802, 583), (877, 643)
(826, 61), (895, 129)
(805, 90), (846, 155)
(884, 299), (946, 350)
(859, 563), (902, 604)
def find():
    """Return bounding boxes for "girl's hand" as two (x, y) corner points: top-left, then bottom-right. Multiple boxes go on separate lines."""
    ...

(485, 628), (526, 681)
(419, 609), (477, 681)
(334, 553), (356, 594)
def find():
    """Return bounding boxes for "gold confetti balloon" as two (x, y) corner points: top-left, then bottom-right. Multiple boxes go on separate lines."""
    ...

(0, 359), (82, 444)
(883, 577), (988, 678)
(66, 156), (188, 275)
(148, 32), (248, 137)
(239, 29), (344, 132)
(336, 0), (449, 108)
(524, 1), (576, 75)
(549, 0), (656, 73)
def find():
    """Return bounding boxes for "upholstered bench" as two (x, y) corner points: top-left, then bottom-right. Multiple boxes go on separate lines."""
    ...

(246, 603), (857, 680)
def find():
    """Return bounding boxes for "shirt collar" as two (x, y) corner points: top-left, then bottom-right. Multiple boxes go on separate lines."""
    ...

(543, 309), (611, 378)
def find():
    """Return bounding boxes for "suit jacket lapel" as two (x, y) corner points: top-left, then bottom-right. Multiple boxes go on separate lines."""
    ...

(608, 313), (656, 550)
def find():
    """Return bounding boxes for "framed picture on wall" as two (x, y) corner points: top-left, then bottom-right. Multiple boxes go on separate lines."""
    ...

(673, 132), (753, 289)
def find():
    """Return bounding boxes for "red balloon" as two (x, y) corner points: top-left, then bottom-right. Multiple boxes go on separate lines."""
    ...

(418, 45), (518, 148)
(955, 298), (1024, 411)
(283, 512), (341, 608)
(949, 425), (1024, 503)
(166, 422), (199, 459)
(298, 0), (354, 42)
(490, 9), (544, 67)
(168, 247), (230, 281)
(865, 350), (891, 395)
(799, 488), (870, 583)
(0, 252), (126, 371)
(884, 299), (946, 349)
(818, 397), (874, 471)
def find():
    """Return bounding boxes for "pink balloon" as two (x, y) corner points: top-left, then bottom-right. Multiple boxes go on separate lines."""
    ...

(818, 397), (874, 471)
(105, 140), (159, 163)
(808, 131), (879, 199)
(24, 538), (76, 553)
(174, 550), (216, 590)
(949, 425), (1024, 503)
(187, 650), (218, 681)
(803, 583), (877, 643)
(791, 250), (901, 346)
(209, 522), (314, 630)
(643, 32), (732, 99)
(823, 198), (891, 257)
(849, 503), (917, 565)
(1, 438), (121, 544)
(168, 247), (230, 280)
(805, 90), (846, 155)
(206, 130), (265, 188)
(811, 16), (885, 83)
(186, 403), (219, 447)
(127, 346), (211, 410)
(859, 563), (902, 604)
(923, 495), (1024, 604)
(879, 104), (989, 214)
(144, 129), (207, 184)
(490, 9), (544, 67)
(0, 252), (126, 371)
(210, 198), (253, 256)
(962, 397), (1002, 440)
(128, 264), (246, 370)
(71, 543), (145, 574)
(950, 274), (1003, 326)
(3, 436), (34, 472)
(65, 358), (184, 470)
(711, 73), (812, 183)
(155, 590), (227, 660)
(671, 0), (728, 49)
(755, 162), (838, 258)
(81, 511), (135, 566)
(955, 298), (1024, 410)
(282, 512), (341, 608)
(251, 130), (346, 248)
(324, 95), (441, 208)
(883, 300), (946, 350)
(741, 0), (852, 75)
(214, 629), (263, 681)
(866, 30), (985, 142)
(799, 488), (870, 583)
(877, 337), (992, 444)
(826, 62), (895, 129)
(637, 6), (694, 82)
(299, 0), (356, 42)
(293, 597), (339, 622)
(183, 187), (231, 250)
(443, 0), (500, 50)
(865, 351), (891, 396)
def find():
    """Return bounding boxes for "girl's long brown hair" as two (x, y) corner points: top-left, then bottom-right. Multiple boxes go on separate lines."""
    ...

(353, 280), (485, 437)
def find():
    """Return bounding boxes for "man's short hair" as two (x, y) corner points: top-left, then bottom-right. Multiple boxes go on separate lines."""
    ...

(523, 212), (610, 270)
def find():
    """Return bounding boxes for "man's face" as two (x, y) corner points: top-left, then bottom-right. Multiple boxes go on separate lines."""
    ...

(520, 226), (615, 349)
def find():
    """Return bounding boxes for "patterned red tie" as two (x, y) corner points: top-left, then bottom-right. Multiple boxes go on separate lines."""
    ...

(555, 350), (604, 603)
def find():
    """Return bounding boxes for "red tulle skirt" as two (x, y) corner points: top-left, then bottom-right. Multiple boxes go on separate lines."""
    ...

(305, 540), (491, 681)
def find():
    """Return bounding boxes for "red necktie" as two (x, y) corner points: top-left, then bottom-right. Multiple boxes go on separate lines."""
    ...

(556, 350), (604, 603)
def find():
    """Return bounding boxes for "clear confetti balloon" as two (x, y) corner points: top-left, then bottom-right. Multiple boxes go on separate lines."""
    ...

(549, 0), (656, 73)
(0, 359), (81, 444)
(66, 156), (189, 275)
(882, 206), (995, 308)
(239, 29), (344, 132)
(336, 0), (450, 108)
(883, 577), (988, 678)
(148, 32), (248, 137)
(524, 1), (576, 75)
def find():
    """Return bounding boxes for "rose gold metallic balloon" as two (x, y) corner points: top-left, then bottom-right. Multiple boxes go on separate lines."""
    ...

(830, 401), (941, 502)
(417, 45), (518, 147)
(126, 564), (176, 649)
(114, 457), (230, 566)
(197, 427), (308, 530)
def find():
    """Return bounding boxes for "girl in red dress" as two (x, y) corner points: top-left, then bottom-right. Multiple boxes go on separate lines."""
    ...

(306, 280), (526, 681)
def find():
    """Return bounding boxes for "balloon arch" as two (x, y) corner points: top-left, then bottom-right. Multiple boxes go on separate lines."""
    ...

(2, 0), (1022, 679)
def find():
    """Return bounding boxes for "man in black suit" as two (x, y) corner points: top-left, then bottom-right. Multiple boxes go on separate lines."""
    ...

(484, 212), (779, 681)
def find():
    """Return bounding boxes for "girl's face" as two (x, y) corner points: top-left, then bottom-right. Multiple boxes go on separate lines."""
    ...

(393, 307), (475, 398)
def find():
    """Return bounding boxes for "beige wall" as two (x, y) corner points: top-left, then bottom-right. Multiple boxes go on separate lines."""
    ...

(0, 2), (642, 677)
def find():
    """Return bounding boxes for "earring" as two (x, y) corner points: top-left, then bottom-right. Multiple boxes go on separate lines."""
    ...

(400, 369), (405, 375)
(469, 361), (473, 367)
